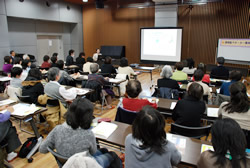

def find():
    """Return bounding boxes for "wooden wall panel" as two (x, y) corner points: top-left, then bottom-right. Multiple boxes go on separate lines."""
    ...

(178, 0), (249, 68)
(83, 3), (154, 64)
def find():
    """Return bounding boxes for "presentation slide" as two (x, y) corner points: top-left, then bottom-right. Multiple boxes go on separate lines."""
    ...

(140, 28), (182, 64)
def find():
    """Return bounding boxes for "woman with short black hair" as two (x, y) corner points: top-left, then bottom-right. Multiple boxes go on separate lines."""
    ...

(172, 82), (206, 127)
(197, 118), (250, 168)
(2, 56), (13, 73)
(40, 98), (118, 168)
(100, 56), (116, 74)
(117, 57), (135, 80)
(125, 106), (181, 168)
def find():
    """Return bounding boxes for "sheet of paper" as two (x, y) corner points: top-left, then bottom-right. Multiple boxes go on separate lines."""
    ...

(75, 88), (88, 95)
(170, 102), (177, 110)
(201, 144), (214, 153)
(11, 103), (40, 116)
(216, 89), (220, 94)
(147, 98), (159, 104)
(167, 134), (186, 155)
(0, 99), (16, 106)
(92, 122), (118, 139)
(0, 77), (11, 82)
(207, 108), (219, 117)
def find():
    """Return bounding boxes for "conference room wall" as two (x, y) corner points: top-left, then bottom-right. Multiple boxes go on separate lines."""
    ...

(178, 0), (249, 68)
(83, 3), (155, 64)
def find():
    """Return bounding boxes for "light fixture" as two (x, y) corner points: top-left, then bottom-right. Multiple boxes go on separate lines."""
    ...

(82, 0), (88, 2)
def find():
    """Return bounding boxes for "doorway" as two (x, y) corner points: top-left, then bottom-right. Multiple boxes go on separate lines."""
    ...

(37, 35), (64, 65)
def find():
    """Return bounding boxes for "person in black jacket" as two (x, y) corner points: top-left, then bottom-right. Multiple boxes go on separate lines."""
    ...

(65, 49), (75, 66)
(157, 65), (179, 89)
(100, 56), (116, 75)
(172, 82), (206, 127)
(210, 57), (229, 79)
(22, 68), (44, 104)
(75, 52), (86, 70)
(50, 53), (58, 68)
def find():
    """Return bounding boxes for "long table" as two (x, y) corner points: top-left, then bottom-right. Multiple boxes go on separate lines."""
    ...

(95, 121), (212, 167)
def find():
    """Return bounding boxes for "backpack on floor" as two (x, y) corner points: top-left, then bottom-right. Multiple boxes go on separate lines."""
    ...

(19, 137), (38, 158)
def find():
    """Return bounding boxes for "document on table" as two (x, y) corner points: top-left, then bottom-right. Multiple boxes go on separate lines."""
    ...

(201, 144), (214, 153)
(11, 103), (40, 116)
(207, 108), (219, 117)
(92, 122), (118, 139)
(75, 88), (88, 95)
(170, 102), (177, 110)
(167, 134), (186, 155)
(147, 98), (159, 104)
(0, 77), (11, 82)
(0, 99), (16, 106)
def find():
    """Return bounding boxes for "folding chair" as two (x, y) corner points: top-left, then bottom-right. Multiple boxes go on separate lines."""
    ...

(47, 146), (68, 168)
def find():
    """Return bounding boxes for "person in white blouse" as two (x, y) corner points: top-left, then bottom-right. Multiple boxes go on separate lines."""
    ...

(83, 57), (94, 74)
(117, 57), (135, 80)
(93, 48), (102, 62)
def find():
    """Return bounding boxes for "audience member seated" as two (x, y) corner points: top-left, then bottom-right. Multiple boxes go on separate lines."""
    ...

(93, 48), (102, 62)
(0, 105), (21, 162)
(173, 83), (206, 127)
(75, 52), (86, 70)
(171, 62), (188, 81)
(39, 98), (119, 168)
(22, 68), (44, 104)
(100, 56), (116, 74)
(44, 67), (77, 107)
(182, 58), (196, 75)
(125, 106), (181, 168)
(192, 63), (210, 84)
(117, 57), (136, 80)
(50, 53), (58, 68)
(22, 54), (30, 60)
(10, 67), (23, 88)
(218, 82), (250, 148)
(88, 63), (114, 109)
(57, 60), (74, 85)
(122, 80), (157, 111)
(83, 57), (94, 74)
(40, 55), (51, 69)
(13, 57), (22, 69)
(65, 49), (75, 66)
(210, 57), (229, 79)
(20, 59), (31, 81)
(220, 70), (242, 96)
(2, 56), (13, 74)
(188, 69), (211, 100)
(197, 118), (250, 168)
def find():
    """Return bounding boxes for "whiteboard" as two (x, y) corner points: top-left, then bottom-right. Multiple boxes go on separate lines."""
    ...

(217, 38), (250, 65)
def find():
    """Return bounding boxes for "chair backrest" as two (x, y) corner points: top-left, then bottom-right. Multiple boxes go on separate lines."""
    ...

(115, 106), (137, 125)
(16, 94), (31, 103)
(6, 86), (22, 101)
(82, 80), (102, 102)
(171, 123), (211, 140)
(47, 146), (68, 168)
(47, 99), (60, 107)
(159, 87), (179, 100)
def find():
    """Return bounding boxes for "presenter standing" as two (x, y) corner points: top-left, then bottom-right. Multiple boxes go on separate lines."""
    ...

(93, 48), (102, 62)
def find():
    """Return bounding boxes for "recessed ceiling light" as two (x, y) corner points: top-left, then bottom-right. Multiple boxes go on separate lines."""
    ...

(82, 0), (88, 2)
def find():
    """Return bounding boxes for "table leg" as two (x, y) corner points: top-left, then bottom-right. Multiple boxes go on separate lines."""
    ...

(117, 85), (121, 97)
(29, 118), (40, 138)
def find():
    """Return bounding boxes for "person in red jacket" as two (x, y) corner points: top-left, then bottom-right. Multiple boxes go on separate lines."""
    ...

(122, 80), (157, 111)
(41, 55), (51, 69)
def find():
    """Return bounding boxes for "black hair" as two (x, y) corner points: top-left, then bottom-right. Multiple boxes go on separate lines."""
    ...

(229, 70), (242, 81)
(30, 63), (37, 69)
(188, 82), (203, 100)
(186, 58), (195, 69)
(11, 67), (22, 78)
(197, 63), (206, 74)
(132, 106), (167, 154)
(69, 49), (74, 55)
(217, 57), (225, 65)
(126, 80), (142, 98)
(87, 57), (93, 62)
(10, 50), (14, 55)
(57, 60), (64, 70)
(51, 55), (57, 64)
(43, 55), (50, 62)
(27, 68), (42, 80)
(52, 53), (58, 57)
(79, 52), (85, 58)
(211, 118), (247, 168)
(193, 69), (204, 81)
(175, 62), (184, 71)
(66, 98), (94, 130)
(22, 59), (31, 70)
(14, 57), (22, 65)
(223, 82), (249, 113)
(4, 56), (11, 64)
(120, 57), (128, 67)
(104, 56), (112, 64)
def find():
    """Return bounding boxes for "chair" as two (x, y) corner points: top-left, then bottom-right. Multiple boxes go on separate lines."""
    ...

(47, 146), (68, 168)
(170, 123), (211, 140)
(6, 86), (22, 101)
(16, 94), (31, 103)
(213, 94), (230, 106)
(115, 106), (137, 125)
(158, 87), (179, 100)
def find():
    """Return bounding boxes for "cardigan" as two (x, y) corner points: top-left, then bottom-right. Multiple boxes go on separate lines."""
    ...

(39, 122), (97, 158)
(172, 96), (206, 127)
(101, 64), (116, 74)
(122, 98), (157, 112)
(171, 70), (188, 81)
